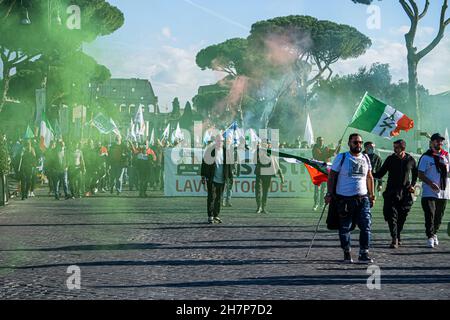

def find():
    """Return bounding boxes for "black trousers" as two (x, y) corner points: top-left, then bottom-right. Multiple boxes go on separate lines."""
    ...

(383, 193), (412, 240)
(421, 197), (447, 238)
(206, 180), (224, 218)
(255, 175), (272, 209)
(19, 170), (33, 199)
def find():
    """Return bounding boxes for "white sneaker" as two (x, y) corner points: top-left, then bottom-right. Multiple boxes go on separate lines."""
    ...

(427, 238), (435, 248)
(433, 235), (439, 246)
(30, 192), (35, 197)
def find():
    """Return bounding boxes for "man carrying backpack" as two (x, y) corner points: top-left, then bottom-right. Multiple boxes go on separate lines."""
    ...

(325, 133), (375, 264)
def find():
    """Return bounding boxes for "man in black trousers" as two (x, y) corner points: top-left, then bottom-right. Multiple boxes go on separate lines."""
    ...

(374, 139), (417, 248)
(201, 134), (235, 224)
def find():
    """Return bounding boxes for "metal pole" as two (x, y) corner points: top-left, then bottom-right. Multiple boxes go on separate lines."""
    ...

(305, 203), (328, 259)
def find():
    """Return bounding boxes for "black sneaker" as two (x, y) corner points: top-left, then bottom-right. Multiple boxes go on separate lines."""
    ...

(343, 250), (353, 264)
(357, 252), (374, 264)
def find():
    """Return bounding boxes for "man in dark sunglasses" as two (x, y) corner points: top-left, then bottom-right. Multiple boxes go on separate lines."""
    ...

(325, 133), (375, 264)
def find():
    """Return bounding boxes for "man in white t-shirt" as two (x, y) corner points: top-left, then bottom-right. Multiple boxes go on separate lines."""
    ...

(325, 133), (375, 264)
(418, 133), (450, 248)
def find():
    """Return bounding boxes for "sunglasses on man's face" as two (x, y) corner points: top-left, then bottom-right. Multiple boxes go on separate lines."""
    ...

(351, 141), (363, 145)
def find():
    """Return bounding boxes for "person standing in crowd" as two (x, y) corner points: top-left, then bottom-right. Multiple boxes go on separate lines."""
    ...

(11, 139), (23, 198)
(98, 141), (109, 193)
(18, 140), (37, 200)
(222, 135), (240, 207)
(44, 141), (57, 196)
(153, 140), (163, 191)
(133, 143), (152, 197)
(418, 133), (450, 248)
(146, 142), (158, 191)
(47, 140), (70, 200)
(128, 144), (139, 192)
(363, 142), (383, 195)
(201, 134), (235, 224)
(254, 139), (285, 214)
(28, 138), (41, 198)
(312, 137), (341, 211)
(109, 136), (128, 196)
(83, 139), (99, 197)
(373, 139), (417, 248)
(325, 133), (375, 264)
(68, 142), (86, 198)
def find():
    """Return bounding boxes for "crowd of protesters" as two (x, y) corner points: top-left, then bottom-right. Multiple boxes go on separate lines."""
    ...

(2, 135), (166, 201)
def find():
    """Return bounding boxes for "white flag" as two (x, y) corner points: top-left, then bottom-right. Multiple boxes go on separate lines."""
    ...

(149, 128), (155, 145)
(304, 113), (314, 147)
(161, 123), (170, 142)
(445, 128), (449, 151)
(172, 122), (184, 143)
(133, 105), (145, 137)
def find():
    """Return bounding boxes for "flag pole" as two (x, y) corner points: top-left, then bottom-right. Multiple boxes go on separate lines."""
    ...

(305, 203), (328, 258)
(338, 92), (368, 147)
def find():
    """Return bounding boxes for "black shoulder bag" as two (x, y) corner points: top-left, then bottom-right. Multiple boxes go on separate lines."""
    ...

(326, 153), (346, 230)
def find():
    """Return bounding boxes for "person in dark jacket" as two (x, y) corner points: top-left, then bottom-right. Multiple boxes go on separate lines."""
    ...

(18, 140), (37, 200)
(47, 140), (70, 200)
(108, 136), (128, 196)
(374, 139), (417, 248)
(363, 142), (383, 194)
(201, 134), (235, 224)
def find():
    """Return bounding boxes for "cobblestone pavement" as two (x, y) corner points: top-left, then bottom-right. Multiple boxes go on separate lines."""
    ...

(0, 189), (449, 300)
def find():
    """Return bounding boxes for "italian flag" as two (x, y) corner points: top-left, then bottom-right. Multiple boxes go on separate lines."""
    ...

(39, 114), (54, 151)
(279, 151), (330, 186)
(349, 93), (414, 139)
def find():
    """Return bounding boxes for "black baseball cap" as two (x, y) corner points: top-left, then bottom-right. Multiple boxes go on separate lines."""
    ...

(430, 133), (445, 141)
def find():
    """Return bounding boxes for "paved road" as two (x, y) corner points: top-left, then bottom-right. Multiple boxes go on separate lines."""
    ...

(0, 190), (449, 300)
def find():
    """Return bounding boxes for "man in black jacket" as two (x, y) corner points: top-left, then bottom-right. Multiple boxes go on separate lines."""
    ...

(374, 139), (418, 248)
(201, 134), (235, 224)
(363, 142), (383, 194)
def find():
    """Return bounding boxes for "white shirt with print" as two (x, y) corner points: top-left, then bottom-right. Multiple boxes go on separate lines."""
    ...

(331, 152), (372, 197)
(418, 153), (450, 200)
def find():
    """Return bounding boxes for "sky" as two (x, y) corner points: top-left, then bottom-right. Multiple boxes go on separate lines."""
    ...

(41, 1), (450, 111)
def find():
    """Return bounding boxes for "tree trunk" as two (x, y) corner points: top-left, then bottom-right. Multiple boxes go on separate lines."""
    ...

(407, 54), (420, 131)
(0, 69), (11, 113)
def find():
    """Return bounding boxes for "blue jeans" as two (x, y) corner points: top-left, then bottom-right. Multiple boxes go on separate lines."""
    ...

(53, 171), (69, 199)
(337, 196), (372, 253)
